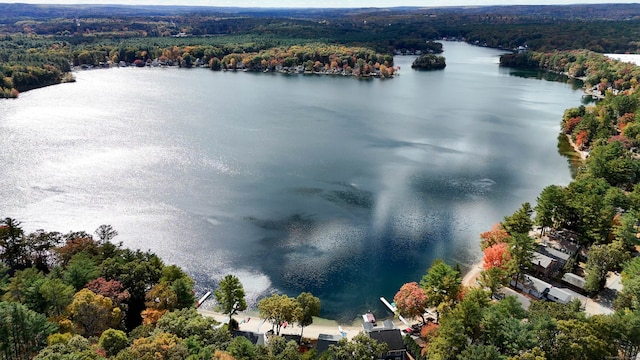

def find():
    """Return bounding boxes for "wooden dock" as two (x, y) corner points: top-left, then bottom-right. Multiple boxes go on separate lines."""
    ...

(380, 297), (411, 328)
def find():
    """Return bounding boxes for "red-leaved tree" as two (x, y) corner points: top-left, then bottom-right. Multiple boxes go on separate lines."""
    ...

(86, 277), (131, 305)
(394, 282), (429, 324)
(482, 243), (512, 271)
(479, 223), (511, 250)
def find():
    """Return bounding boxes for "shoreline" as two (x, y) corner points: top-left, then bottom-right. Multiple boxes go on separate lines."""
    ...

(197, 259), (487, 332)
(461, 260), (483, 288)
(565, 134), (589, 161)
(196, 309), (407, 340)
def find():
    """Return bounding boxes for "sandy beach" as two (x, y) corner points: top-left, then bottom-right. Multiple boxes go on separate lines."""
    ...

(461, 260), (483, 288)
(197, 309), (407, 341)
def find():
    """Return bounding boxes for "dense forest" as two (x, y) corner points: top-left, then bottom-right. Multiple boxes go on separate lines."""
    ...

(3, 3), (640, 96)
(411, 54), (446, 70)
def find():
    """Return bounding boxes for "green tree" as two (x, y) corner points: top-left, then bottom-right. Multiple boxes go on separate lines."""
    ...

(296, 292), (320, 341)
(39, 277), (75, 318)
(160, 265), (195, 309)
(214, 275), (247, 323)
(94, 224), (118, 243)
(456, 344), (501, 360)
(420, 259), (462, 323)
(502, 202), (534, 235)
(328, 333), (388, 360)
(553, 317), (617, 360)
(565, 177), (618, 244)
(614, 212), (640, 246)
(145, 283), (178, 311)
(99, 329), (128, 357)
(509, 347), (547, 360)
(100, 249), (164, 329)
(609, 310), (640, 360)
(23, 230), (62, 272)
(63, 252), (99, 291)
(507, 233), (537, 289)
(2, 267), (47, 313)
(259, 335), (301, 360)
(584, 240), (630, 294)
(615, 257), (640, 311)
(227, 336), (256, 360)
(34, 335), (103, 360)
(478, 267), (510, 295)
(534, 185), (566, 234)
(479, 297), (533, 357)
(0, 217), (26, 271)
(66, 289), (122, 337)
(425, 290), (491, 360)
(156, 308), (231, 349)
(258, 294), (301, 336)
(0, 301), (58, 360)
(127, 332), (189, 360)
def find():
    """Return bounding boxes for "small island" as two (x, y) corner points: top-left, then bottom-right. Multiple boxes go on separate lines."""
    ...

(411, 54), (446, 70)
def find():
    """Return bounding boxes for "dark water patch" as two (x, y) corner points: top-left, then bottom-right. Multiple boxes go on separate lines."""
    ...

(557, 133), (583, 178)
(508, 69), (584, 90)
(410, 175), (497, 203)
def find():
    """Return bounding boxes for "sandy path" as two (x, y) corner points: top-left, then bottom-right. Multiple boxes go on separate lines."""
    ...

(462, 261), (483, 287)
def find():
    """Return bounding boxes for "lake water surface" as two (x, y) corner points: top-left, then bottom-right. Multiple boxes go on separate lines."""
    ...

(0, 41), (583, 320)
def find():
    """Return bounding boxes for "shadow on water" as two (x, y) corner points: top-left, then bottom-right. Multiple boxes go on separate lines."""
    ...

(508, 69), (584, 91)
(557, 133), (583, 178)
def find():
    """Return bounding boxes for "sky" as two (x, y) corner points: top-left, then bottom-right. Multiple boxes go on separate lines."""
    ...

(0, 0), (637, 8)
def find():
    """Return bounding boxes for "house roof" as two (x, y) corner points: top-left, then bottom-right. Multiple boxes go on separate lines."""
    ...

(368, 329), (405, 351)
(316, 334), (342, 354)
(522, 274), (552, 294)
(531, 252), (556, 269)
(232, 330), (266, 346)
(561, 272), (587, 289)
(539, 245), (571, 262)
(547, 287), (573, 303)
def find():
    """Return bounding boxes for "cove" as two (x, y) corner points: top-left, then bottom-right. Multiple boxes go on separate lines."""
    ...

(0, 41), (583, 321)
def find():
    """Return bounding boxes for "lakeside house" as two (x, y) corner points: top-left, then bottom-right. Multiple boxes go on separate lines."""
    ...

(538, 245), (572, 266)
(232, 330), (267, 346)
(368, 329), (408, 360)
(561, 272), (587, 292)
(316, 334), (343, 355)
(511, 274), (575, 304)
(531, 251), (558, 278)
(546, 286), (574, 305)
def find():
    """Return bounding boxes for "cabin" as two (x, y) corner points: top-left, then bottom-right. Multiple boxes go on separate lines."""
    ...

(561, 272), (587, 292)
(368, 329), (407, 360)
(315, 334), (343, 355)
(231, 330), (267, 347)
(546, 286), (574, 304)
(512, 274), (551, 299)
(538, 245), (572, 266)
(531, 252), (558, 278)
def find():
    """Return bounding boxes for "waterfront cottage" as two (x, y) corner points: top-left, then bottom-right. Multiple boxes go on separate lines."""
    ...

(531, 252), (558, 278)
(315, 334), (342, 355)
(368, 329), (407, 360)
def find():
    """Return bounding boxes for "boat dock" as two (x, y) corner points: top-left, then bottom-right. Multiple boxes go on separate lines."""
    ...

(380, 297), (411, 328)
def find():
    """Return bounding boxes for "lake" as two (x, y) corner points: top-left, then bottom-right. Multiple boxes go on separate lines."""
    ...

(0, 41), (583, 321)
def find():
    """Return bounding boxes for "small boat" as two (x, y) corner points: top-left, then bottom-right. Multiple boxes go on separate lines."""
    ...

(362, 311), (376, 325)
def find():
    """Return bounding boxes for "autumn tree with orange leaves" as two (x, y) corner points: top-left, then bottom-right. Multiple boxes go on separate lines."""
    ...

(394, 282), (429, 324)
(479, 223), (511, 250)
(482, 243), (512, 271)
